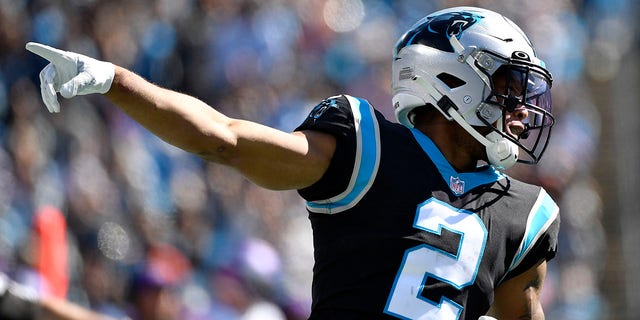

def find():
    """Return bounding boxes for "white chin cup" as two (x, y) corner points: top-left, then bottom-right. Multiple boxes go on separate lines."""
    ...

(485, 132), (518, 169)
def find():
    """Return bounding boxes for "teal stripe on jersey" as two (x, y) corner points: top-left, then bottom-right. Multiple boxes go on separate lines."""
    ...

(508, 189), (559, 272)
(307, 95), (381, 214)
(410, 128), (505, 195)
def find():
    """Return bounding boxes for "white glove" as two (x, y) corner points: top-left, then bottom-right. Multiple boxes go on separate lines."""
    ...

(25, 42), (115, 113)
(478, 316), (497, 320)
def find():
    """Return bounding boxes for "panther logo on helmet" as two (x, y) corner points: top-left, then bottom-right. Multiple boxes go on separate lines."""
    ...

(395, 12), (484, 54)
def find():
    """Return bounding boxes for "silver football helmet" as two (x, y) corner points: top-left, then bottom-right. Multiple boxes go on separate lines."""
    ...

(392, 6), (554, 169)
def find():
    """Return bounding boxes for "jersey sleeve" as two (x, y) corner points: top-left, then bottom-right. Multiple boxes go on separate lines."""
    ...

(295, 95), (358, 202)
(295, 95), (382, 214)
(502, 188), (560, 281)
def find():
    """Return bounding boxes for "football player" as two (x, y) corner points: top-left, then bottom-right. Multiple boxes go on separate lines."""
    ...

(27, 6), (559, 320)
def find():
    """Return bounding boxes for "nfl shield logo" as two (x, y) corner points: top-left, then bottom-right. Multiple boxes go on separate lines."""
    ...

(450, 176), (465, 195)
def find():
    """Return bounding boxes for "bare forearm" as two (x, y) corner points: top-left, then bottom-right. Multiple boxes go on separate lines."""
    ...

(39, 296), (117, 320)
(101, 66), (333, 190)
(104, 66), (235, 161)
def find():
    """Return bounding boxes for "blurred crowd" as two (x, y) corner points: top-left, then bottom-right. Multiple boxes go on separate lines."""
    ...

(0, 0), (634, 319)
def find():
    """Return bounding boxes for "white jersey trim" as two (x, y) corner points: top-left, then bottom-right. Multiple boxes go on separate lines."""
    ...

(306, 95), (381, 214)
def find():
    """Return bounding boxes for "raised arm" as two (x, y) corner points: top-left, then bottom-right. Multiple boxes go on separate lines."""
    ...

(104, 66), (335, 190)
(488, 260), (548, 320)
(26, 42), (335, 190)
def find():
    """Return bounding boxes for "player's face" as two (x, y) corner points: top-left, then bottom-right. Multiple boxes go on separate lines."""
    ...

(504, 107), (528, 139)
(491, 67), (535, 140)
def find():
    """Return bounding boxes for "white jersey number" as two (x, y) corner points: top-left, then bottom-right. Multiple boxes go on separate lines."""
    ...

(384, 198), (487, 319)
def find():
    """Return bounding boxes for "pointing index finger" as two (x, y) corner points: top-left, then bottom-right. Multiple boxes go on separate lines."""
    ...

(25, 42), (70, 65)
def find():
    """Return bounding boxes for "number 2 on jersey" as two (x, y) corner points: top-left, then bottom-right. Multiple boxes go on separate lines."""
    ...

(384, 198), (488, 319)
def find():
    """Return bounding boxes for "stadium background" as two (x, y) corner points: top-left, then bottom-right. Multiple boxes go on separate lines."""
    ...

(0, 0), (637, 319)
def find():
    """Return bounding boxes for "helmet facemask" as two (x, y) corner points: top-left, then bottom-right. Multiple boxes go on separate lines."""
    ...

(475, 52), (555, 165)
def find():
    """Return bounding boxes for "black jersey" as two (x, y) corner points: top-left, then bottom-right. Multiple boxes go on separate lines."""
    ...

(295, 95), (560, 320)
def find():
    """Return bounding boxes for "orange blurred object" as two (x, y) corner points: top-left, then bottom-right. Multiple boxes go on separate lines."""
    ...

(34, 206), (68, 298)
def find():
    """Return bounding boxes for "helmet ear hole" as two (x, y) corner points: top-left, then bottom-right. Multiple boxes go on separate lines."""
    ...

(393, 93), (430, 127)
(436, 73), (466, 89)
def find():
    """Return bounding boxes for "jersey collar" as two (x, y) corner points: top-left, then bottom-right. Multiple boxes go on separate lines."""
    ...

(410, 128), (506, 196)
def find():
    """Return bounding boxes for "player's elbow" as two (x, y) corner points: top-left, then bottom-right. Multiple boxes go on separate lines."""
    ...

(195, 137), (238, 165)
(190, 119), (243, 165)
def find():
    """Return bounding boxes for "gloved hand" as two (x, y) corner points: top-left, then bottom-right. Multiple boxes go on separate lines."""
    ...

(0, 272), (41, 320)
(478, 316), (497, 320)
(25, 42), (115, 113)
